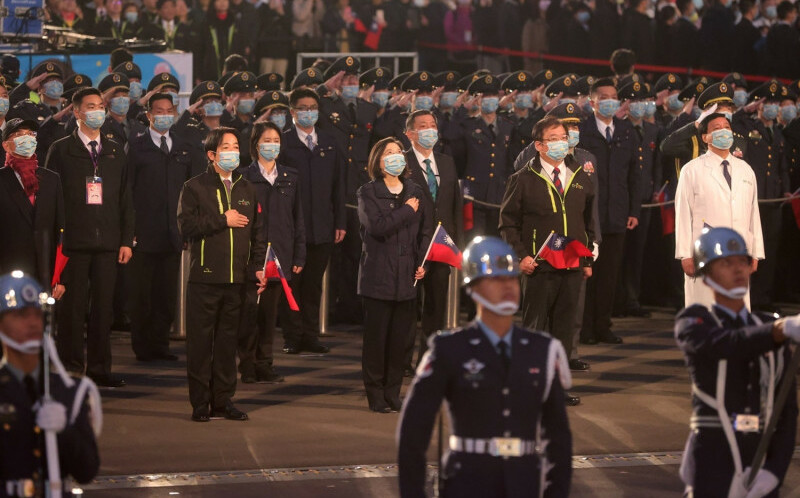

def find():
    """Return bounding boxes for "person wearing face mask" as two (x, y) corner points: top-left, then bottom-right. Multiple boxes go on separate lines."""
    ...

(97, 73), (144, 151)
(236, 122), (304, 384)
(277, 88), (345, 354)
(357, 137), (431, 413)
(0, 272), (101, 496)
(503, 71), (537, 163)
(500, 116), (595, 407)
(9, 62), (64, 115)
(675, 112), (764, 308)
(177, 127), (266, 422)
(394, 71), (440, 155)
(221, 71), (258, 162)
(143, 71), (182, 120)
(653, 72), (685, 129)
(0, 120), (65, 298)
(177, 80), (226, 153)
(398, 235), (573, 497)
(359, 66), (393, 119)
(44, 87), (134, 388)
(127, 92), (203, 363)
(112, 61), (145, 121)
(674, 227), (800, 498)
(253, 90), (291, 137)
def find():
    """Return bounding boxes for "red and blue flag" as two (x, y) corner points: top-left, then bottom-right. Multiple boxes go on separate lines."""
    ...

(425, 224), (462, 269)
(263, 245), (300, 311)
(537, 233), (592, 269)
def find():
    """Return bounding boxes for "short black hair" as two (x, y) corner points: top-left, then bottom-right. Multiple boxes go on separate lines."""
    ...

(698, 113), (727, 134)
(739, 0), (755, 15)
(204, 126), (239, 153)
(289, 88), (320, 107)
(148, 92), (174, 110)
(532, 116), (567, 142)
(110, 47), (133, 70)
(405, 109), (437, 130)
(367, 137), (408, 180)
(658, 4), (677, 22)
(156, 0), (176, 9)
(223, 54), (248, 73)
(777, 0), (796, 19)
(72, 87), (102, 106)
(676, 0), (693, 14)
(249, 121), (282, 162)
(610, 49), (636, 75)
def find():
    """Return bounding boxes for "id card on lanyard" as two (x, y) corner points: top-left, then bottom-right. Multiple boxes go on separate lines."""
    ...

(86, 142), (102, 205)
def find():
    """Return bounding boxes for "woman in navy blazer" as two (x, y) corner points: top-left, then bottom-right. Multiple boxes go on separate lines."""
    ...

(357, 137), (433, 413)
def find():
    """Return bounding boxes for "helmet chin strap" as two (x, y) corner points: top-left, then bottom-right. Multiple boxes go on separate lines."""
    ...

(0, 331), (41, 355)
(703, 276), (748, 300)
(467, 288), (519, 316)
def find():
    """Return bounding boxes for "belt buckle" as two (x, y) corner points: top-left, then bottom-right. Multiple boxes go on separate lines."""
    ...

(733, 414), (760, 433)
(490, 437), (522, 457)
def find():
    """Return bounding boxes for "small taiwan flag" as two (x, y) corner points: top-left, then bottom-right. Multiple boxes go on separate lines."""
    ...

(263, 245), (300, 311)
(537, 232), (593, 269)
(51, 229), (68, 288)
(425, 224), (462, 269)
(657, 188), (675, 236)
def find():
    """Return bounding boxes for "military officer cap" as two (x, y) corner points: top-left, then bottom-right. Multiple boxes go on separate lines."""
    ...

(434, 71), (461, 91)
(257, 73), (283, 91)
(291, 67), (324, 90)
(693, 227), (751, 275)
(545, 102), (583, 124)
(616, 73), (642, 90)
(6, 99), (49, 124)
(324, 55), (360, 79)
(311, 59), (332, 73)
(467, 74), (500, 95)
(531, 68), (558, 89)
(2, 117), (39, 142)
(502, 71), (535, 92)
(31, 61), (63, 81)
(62, 73), (92, 102)
(678, 78), (709, 102)
(573, 75), (595, 96)
(722, 72), (747, 90)
(360, 67), (393, 90)
(113, 61), (142, 81)
(545, 75), (578, 98)
(388, 72), (412, 92)
(401, 71), (435, 92)
(148, 72), (180, 92)
(749, 79), (783, 102)
(98, 72), (130, 94)
(224, 71), (257, 94)
(0, 74), (8, 91)
(462, 236), (520, 285)
(218, 71), (235, 88)
(255, 91), (289, 116)
(618, 81), (648, 101)
(654, 73), (683, 93)
(455, 73), (477, 92)
(190, 80), (223, 105)
(590, 76), (616, 92)
(0, 271), (45, 314)
(696, 82), (734, 110)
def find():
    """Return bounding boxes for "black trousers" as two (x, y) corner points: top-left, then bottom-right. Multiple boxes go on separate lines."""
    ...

(129, 250), (180, 358)
(331, 210), (363, 323)
(237, 281), (281, 376)
(362, 296), (415, 408)
(186, 282), (241, 410)
(56, 250), (117, 377)
(582, 232), (625, 341)
(414, 262), (452, 364)
(522, 268), (583, 358)
(619, 209), (651, 310)
(751, 205), (781, 308)
(283, 242), (332, 347)
(468, 206), (500, 240)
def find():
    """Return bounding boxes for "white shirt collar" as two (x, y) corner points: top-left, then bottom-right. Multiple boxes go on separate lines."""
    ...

(595, 115), (614, 137)
(149, 126), (172, 151)
(259, 161), (278, 185)
(295, 125), (317, 149)
(539, 157), (570, 185)
(77, 127), (101, 154)
(412, 146), (438, 175)
(713, 303), (750, 324)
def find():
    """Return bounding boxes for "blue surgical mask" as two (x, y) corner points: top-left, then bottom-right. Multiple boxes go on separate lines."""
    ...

(667, 94), (683, 111)
(545, 140), (569, 162)
(721, 111), (733, 121)
(567, 129), (580, 148)
(0, 97), (9, 116)
(110, 96), (130, 115)
(295, 109), (318, 128)
(269, 112), (286, 129)
(733, 89), (748, 108)
(628, 101), (646, 119)
(383, 153), (406, 176)
(371, 91), (389, 107)
(762, 103), (779, 121)
(82, 109), (106, 129)
(124, 11), (138, 23)
(692, 0), (703, 10)
(203, 100), (224, 117)
(152, 113), (175, 132)
(596, 98), (620, 118)
(481, 97), (499, 114)
(237, 98), (255, 115)
(258, 142), (280, 161)
(341, 85), (359, 99)
(415, 95), (434, 111)
(515, 93), (533, 109)
(13, 135), (37, 158)
(43, 80), (63, 100)
(217, 150), (240, 171)
(129, 80), (143, 100)
(576, 10), (590, 23)
(780, 104), (797, 122)
(644, 100), (657, 118)
(416, 128), (438, 149)
(440, 92), (457, 108)
(710, 128), (734, 150)
(765, 5), (777, 18)
(581, 102), (594, 115)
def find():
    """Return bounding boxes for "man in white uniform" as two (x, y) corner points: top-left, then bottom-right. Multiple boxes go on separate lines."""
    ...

(675, 111), (764, 307)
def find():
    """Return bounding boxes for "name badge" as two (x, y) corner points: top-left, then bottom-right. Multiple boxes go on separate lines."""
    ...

(733, 414), (760, 433)
(86, 176), (103, 205)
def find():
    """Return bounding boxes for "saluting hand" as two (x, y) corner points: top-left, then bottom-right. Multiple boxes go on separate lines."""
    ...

(225, 209), (249, 227)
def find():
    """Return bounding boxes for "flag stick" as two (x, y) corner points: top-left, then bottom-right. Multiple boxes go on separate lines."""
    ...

(257, 242), (271, 305)
(414, 223), (441, 287)
(656, 180), (669, 197)
(532, 230), (556, 262)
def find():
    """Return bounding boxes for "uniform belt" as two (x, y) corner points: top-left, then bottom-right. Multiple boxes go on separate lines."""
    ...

(690, 414), (765, 432)
(449, 436), (539, 457)
(3, 479), (37, 497)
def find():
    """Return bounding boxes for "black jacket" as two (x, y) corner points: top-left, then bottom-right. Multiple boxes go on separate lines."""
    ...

(0, 165), (64, 285)
(357, 178), (433, 301)
(732, 18), (761, 76)
(44, 131), (134, 254)
(177, 167), (266, 284)
(669, 17), (701, 68)
(240, 161), (306, 281)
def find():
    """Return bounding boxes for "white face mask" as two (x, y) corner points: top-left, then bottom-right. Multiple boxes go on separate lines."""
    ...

(703, 275), (748, 300)
(0, 331), (42, 354)
(468, 288), (519, 316)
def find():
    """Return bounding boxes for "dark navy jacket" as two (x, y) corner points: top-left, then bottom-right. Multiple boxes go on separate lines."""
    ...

(453, 115), (514, 206)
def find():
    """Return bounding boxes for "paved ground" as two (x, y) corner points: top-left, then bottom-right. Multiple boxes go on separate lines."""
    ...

(75, 307), (800, 496)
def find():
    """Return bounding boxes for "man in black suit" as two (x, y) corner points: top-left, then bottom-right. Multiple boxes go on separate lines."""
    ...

(45, 87), (134, 387)
(668, 0), (702, 68)
(0, 119), (65, 292)
(765, 1), (800, 79)
(733, 0), (761, 76)
(403, 109), (463, 366)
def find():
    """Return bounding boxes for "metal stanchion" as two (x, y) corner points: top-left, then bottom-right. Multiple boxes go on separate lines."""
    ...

(172, 249), (190, 340)
(319, 267), (330, 335)
(446, 267), (460, 330)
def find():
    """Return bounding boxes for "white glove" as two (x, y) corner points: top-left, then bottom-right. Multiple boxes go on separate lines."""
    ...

(592, 242), (599, 262)
(782, 314), (800, 342)
(696, 103), (719, 126)
(743, 468), (779, 498)
(35, 400), (67, 433)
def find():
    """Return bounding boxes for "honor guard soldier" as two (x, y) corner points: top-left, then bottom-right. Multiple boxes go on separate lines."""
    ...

(653, 73), (685, 129)
(62, 74), (92, 108)
(723, 72), (750, 110)
(98, 72), (144, 150)
(146, 72), (181, 111)
(176, 80), (225, 153)
(222, 71), (258, 161)
(290, 68), (324, 91)
(432, 71), (461, 155)
(503, 71), (537, 162)
(254, 90), (291, 132)
(359, 66), (393, 118)
(667, 77), (713, 134)
(397, 236), (572, 498)
(113, 61), (145, 121)
(257, 73), (284, 94)
(372, 71), (411, 143)
(0, 272), (101, 497)
(675, 227), (800, 498)
(9, 62), (63, 114)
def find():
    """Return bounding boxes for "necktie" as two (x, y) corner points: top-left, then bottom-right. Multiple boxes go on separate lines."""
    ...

(497, 341), (510, 375)
(722, 160), (732, 189)
(305, 134), (315, 151)
(488, 123), (496, 140)
(160, 135), (170, 155)
(765, 126), (773, 143)
(88, 140), (98, 167)
(347, 102), (357, 123)
(634, 125), (643, 141)
(732, 315), (745, 329)
(552, 166), (564, 196)
(23, 375), (38, 405)
(223, 179), (232, 198)
(423, 158), (437, 201)
(605, 126), (612, 143)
